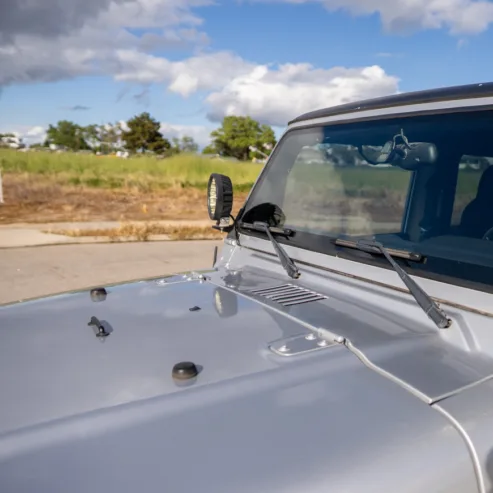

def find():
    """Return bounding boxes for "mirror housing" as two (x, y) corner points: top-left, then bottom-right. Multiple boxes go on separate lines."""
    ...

(207, 173), (234, 225)
(391, 142), (438, 170)
(361, 141), (438, 171)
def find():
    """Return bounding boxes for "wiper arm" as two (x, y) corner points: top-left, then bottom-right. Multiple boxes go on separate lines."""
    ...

(338, 238), (452, 329)
(239, 221), (294, 237)
(250, 221), (300, 279)
(335, 238), (423, 262)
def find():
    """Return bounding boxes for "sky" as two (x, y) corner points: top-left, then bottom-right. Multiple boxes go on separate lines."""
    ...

(1, 0), (493, 148)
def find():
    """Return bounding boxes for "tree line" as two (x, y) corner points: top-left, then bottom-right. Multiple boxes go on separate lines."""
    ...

(1, 112), (278, 161)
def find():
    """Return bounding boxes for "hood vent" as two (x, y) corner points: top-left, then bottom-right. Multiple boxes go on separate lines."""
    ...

(248, 284), (327, 307)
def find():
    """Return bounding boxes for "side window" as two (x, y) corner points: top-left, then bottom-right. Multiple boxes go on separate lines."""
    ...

(451, 155), (493, 225)
(281, 144), (411, 236)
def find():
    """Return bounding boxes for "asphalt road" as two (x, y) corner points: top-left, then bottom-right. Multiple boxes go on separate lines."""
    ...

(0, 240), (223, 305)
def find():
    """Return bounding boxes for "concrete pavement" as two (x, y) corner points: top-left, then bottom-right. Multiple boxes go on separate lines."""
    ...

(0, 220), (213, 248)
(0, 240), (223, 305)
(0, 227), (99, 248)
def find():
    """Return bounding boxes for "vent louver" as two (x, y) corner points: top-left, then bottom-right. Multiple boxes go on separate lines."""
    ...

(248, 284), (327, 307)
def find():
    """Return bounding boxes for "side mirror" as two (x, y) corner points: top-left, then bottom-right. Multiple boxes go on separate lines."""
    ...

(207, 173), (234, 225)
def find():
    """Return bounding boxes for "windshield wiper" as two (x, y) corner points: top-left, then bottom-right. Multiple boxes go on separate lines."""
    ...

(335, 237), (423, 262)
(336, 238), (451, 329)
(249, 221), (300, 279)
(239, 221), (294, 237)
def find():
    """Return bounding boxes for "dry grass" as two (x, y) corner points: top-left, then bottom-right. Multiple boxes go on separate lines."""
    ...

(0, 174), (248, 224)
(0, 149), (256, 224)
(46, 222), (226, 241)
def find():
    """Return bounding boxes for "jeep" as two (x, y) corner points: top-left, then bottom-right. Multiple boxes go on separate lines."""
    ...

(2, 82), (493, 492)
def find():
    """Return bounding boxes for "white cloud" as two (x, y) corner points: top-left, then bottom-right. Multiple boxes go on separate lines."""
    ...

(112, 52), (399, 127)
(138, 29), (210, 51)
(0, 0), (126, 44)
(159, 123), (212, 147)
(256, 0), (493, 34)
(375, 52), (404, 58)
(25, 126), (46, 139)
(0, 0), (401, 134)
(111, 51), (399, 127)
(0, 125), (47, 146)
(0, 0), (212, 87)
(114, 50), (253, 96)
(205, 63), (399, 126)
(98, 0), (212, 30)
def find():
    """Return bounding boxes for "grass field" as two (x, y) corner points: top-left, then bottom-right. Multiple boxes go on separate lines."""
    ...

(0, 150), (261, 191)
(0, 149), (483, 227)
(0, 150), (261, 224)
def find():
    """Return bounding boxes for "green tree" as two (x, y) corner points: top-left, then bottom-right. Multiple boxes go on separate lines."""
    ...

(210, 116), (277, 161)
(82, 124), (101, 150)
(180, 135), (199, 153)
(122, 112), (170, 154)
(258, 124), (276, 155)
(202, 144), (217, 155)
(45, 120), (90, 151)
(170, 135), (199, 154)
(90, 123), (124, 154)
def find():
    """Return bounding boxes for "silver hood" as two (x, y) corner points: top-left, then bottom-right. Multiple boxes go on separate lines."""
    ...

(0, 267), (484, 492)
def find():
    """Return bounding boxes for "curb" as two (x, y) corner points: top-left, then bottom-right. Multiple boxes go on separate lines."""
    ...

(0, 235), (225, 249)
(0, 221), (225, 249)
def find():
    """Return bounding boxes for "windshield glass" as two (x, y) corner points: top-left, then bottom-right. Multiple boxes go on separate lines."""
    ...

(240, 109), (493, 293)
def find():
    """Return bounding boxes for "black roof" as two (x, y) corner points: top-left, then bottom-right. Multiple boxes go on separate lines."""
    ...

(289, 81), (493, 125)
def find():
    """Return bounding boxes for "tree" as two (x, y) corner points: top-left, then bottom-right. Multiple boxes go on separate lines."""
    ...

(210, 116), (277, 161)
(202, 144), (217, 155)
(258, 125), (276, 156)
(170, 135), (199, 154)
(87, 122), (125, 154)
(101, 123), (124, 152)
(82, 124), (101, 150)
(122, 112), (170, 154)
(180, 135), (199, 153)
(45, 120), (90, 151)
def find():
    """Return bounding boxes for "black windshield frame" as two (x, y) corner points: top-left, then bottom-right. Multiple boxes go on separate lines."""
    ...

(235, 108), (493, 295)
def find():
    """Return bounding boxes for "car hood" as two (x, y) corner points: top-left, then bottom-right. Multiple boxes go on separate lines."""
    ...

(0, 271), (308, 435)
(1, 265), (493, 434)
(0, 266), (484, 492)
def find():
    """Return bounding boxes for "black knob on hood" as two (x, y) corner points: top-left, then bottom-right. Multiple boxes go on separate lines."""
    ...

(172, 361), (198, 380)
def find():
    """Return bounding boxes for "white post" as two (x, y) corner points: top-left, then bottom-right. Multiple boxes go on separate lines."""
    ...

(0, 169), (3, 204)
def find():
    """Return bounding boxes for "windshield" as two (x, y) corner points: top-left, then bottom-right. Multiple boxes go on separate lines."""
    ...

(239, 109), (493, 293)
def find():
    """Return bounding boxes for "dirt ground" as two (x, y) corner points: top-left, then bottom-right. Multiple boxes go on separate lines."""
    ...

(0, 174), (248, 224)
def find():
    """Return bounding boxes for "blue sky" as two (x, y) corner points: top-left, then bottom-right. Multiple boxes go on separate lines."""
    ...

(1, 0), (493, 146)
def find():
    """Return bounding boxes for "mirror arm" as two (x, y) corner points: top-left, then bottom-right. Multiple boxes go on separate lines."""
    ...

(212, 215), (241, 245)
(212, 223), (235, 233)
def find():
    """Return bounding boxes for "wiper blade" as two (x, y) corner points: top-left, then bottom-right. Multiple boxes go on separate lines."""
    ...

(250, 221), (300, 279)
(239, 221), (294, 237)
(338, 238), (451, 329)
(335, 238), (423, 262)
